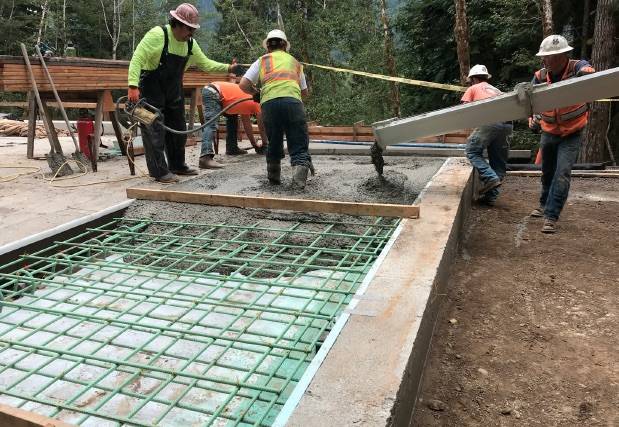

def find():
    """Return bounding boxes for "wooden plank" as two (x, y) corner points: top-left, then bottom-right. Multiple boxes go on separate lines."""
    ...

(126, 188), (420, 218)
(26, 92), (36, 159)
(0, 403), (74, 427)
(507, 170), (619, 178)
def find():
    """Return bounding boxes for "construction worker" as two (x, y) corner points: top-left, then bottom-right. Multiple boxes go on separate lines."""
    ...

(199, 81), (268, 169)
(238, 29), (313, 188)
(64, 41), (76, 57)
(127, 3), (241, 183)
(461, 64), (512, 205)
(529, 35), (595, 233)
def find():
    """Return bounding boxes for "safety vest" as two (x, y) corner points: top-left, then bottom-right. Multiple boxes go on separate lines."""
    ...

(534, 60), (590, 137)
(258, 50), (302, 104)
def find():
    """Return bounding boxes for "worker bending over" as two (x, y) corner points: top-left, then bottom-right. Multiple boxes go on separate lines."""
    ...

(127, 3), (241, 183)
(529, 35), (594, 233)
(461, 64), (512, 205)
(239, 30), (313, 189)
(199, 81), (267, 169)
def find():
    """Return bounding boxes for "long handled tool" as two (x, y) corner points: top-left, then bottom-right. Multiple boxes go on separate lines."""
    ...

(20, 43), (72, 177)
(34, 45), (89, 171)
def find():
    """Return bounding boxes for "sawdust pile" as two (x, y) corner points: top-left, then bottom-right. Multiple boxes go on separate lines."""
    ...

(0, 119), (70, 138)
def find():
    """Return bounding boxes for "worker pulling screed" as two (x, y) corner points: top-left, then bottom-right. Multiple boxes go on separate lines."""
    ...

(239, 29), (313, 189)
(199, 81), (268, 169)
(127, 3), (242, 183)
(461, 64), (513, 206)
(529, 35), (595, 233)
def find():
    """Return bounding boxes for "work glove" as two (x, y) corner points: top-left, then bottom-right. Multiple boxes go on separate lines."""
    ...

(229, 63), (247, 77)
(528, 114), (541, 134)
(252, 91), (261, 103)
(128, 86), (140, 103)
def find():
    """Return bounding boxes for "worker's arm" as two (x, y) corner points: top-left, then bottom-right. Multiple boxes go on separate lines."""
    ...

(188, 42), (232, 74)
(240, 60), (261, 95)
(128, 27), (164, 87)
(240, 114), (257, 146)
(299, 69), (309, 99)
(575, 60), (595, 76)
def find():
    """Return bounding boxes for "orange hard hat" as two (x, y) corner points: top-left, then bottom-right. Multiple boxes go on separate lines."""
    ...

(170, 3), (200, 29)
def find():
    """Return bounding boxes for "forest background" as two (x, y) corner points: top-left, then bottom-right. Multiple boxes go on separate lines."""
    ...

(1, 0), (618, 161)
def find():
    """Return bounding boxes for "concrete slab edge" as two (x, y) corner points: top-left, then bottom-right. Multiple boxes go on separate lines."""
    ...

(0, 200), (134, 257)
(286, 158), (473, 426)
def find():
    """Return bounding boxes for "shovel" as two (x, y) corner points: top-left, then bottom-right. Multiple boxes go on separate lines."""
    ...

(35, 45), (89, 171)
(20, 43), (72, 177)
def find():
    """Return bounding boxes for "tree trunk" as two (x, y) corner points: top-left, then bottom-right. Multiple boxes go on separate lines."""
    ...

(582, 0), (616, 163)
(539, 0), (553, 37)
(380, 0), (401, 117)
(453, 0), (470, 86)
(36, 0), (50, 45)
(581, 0), (591, 58)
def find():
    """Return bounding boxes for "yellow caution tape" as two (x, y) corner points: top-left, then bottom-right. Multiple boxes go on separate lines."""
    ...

(300, 62), (467, 92)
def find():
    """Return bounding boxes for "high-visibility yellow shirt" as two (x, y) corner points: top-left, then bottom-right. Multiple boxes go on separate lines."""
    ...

(128, 24), (228, 86)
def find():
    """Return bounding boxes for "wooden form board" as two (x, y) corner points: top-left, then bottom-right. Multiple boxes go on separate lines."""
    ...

(507, 170), (619, 178)
(0, 403), (74, 427)
(0, 56), (229, 92)
(126, 188), (420, 218)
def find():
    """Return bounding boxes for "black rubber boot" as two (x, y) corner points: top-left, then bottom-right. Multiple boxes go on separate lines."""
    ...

(291, 165), (309, 189)
(267, 161), (281, 184)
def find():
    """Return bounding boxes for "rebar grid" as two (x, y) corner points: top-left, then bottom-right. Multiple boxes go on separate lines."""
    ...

(0, 216), (398, 426)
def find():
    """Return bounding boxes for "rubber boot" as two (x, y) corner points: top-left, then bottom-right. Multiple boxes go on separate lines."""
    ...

(199, 155), (224, 169)
(291, 165), (309, 189)
(267, 161), (281, 184)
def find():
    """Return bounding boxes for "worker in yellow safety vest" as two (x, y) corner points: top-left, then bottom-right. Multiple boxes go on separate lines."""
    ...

(528, 35), (595, 234)
(239, 29), (313, 189)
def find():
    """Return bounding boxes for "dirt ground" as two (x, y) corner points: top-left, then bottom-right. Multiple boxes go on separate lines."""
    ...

(413, 177), (619, 426)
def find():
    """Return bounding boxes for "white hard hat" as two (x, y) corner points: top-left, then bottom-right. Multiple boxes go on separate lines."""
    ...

(536, 35), (573, 56)
(468, 64), (491, 79)
(262, 29), (290, 52)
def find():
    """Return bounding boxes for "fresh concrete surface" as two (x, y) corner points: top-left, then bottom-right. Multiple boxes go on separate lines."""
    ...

(286, 158), (473, 426)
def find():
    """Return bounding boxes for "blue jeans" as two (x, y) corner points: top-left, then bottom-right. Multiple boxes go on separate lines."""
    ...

(261, 97), (312, 166)
(466, 123), (512, 201)
(539, 130), (582, 221)
(200, 87), (221, 156)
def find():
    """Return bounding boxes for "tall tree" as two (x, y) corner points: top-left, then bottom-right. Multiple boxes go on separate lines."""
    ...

(379, 0), (401, 117)
(582, 0), (616, 163)
(454, 0), (470, 85)
(539, 0), (553, 36)
(99, 0), (127, 59)
(581, 0), (591, 58)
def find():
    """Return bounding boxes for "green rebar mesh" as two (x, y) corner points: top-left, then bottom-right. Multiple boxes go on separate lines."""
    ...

(0, 216), (398, 426)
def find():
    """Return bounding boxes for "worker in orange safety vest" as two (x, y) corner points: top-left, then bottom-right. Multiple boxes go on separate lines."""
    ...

(528, 34), (595, 234)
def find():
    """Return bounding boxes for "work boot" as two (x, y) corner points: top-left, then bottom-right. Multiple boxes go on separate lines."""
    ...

(267, 161), (281, 184)
(541, 218), (557, 234)
(254, 145), (266, 155)
(199, 155), (224, 169)
(171, 166), (199, 175)
(227, 147), (248, 156)
(477, 178), (501, 196)
(530, 206), (544, 217)
(291, 165), (309, 189)
(156, 173), (179, 183)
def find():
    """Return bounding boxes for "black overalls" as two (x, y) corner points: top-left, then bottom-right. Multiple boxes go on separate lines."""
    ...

(139, 26), (192, 178)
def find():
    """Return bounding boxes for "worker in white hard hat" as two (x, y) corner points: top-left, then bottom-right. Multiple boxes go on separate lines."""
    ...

(127, 3), (243, 183)
(461, 64), (512, 206)
(239, 29), (313, 189)
(528, 34), (595, 233)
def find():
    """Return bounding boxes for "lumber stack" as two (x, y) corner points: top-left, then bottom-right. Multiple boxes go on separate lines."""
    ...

(217, 124), (471, 144)
(0, 56), (229, 92)
(0, 119), (69, 138)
